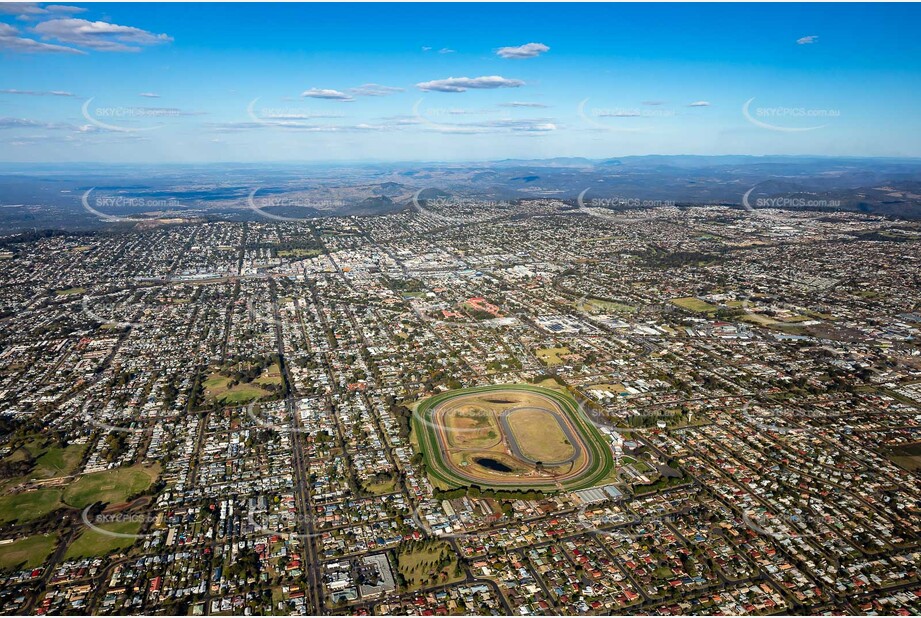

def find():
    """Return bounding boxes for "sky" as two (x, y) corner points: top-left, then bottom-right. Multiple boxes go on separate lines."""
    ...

(1, 2), (920, 163)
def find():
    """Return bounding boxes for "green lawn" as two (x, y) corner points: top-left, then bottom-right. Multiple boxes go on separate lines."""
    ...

(361, 477), (397, 495)
(254, 363), (283, 386)
(0, 534), (57, 571)
(0, 489), (63, 525)
(578, 297), (638, 314)
(204, 372), (272, 405)
(65, 520), (142, 559)
(277, 248), (321, 258)
(32, 443), (87, 479)
(535, 346), (571, 366)
(670, 297), (718, 313)
(397, 540), (463, 591)
(62, 465), (158, 509)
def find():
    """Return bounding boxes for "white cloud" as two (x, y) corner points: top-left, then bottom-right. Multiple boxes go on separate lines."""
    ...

(138, 92), (160, 98)
(0, 3), (85, 18)
(797, 35), (818, 45)
(0, 22), (83, 53)
(350, 83), (403, 97)
(208, 120), (343, 132)
(642, 100), (665, 106)
(43, 5), (85, 13)
(33, 18), (172, 52)
(0, 117), (45, 128)
(688, 101), (710, 107)
(301, 88), (354, 102)
(0, 88), (75, 96)
(0, 116), (73, 129)
(421, 46), (432, 52)
(208, 119), (390, 133)
(416, 76), (524, 93)
(438, 47), (454, 54)
(412, 112), (558, 134)
(496, 42), (549, 59)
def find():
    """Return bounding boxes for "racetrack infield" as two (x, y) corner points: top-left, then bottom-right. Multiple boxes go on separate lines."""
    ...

(413, 384), (615, 491)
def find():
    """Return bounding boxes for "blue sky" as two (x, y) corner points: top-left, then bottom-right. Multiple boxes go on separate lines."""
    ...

(2, 2), (919, 162)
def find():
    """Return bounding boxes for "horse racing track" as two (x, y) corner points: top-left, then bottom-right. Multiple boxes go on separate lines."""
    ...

(413, 384), (616, 491)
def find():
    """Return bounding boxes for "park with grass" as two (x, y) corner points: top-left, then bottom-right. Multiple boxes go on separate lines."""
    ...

(0, 463), (158, 526)
(396, 539), (464, 591)
(203, 357), (285, 405)
(535, 346), (571, 366)
(0, 488), (63, 525)
(62, 464), (159, 509)
(65, 520), (143, 560)
(0, 437), (87, 481)
(0, 534), (57, 571)
(576, 297), (638, 315)
(670, 296), (719, 314)
(31, 443), (87, 479)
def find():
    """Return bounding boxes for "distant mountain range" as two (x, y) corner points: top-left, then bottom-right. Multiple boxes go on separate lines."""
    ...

(1, 156), (919, 233)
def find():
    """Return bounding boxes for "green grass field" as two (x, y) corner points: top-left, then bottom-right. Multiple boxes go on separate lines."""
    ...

(397, 540), (463, 591)
(670, 297), (718, 313)
(884, 442), (921, 472)
(0, 489), (63, 525)
(62, 465), (158, 509)
(506, 408), (574, 463)
(588, 382), (628, 395)
(254, 363), (284, 386)
(277, 248), (321, 258)
(203, 372), (272, 404)
(31, 443), (87, 479)
(361, 477), (397, 495)
(535, 346), (571, 366)
(0, 534), (57, 571)
(65, 520), (142, 559)
(577, 297), (638, 314)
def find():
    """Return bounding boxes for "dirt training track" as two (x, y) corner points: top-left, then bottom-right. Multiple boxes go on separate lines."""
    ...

(413, 384), (615, 491)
